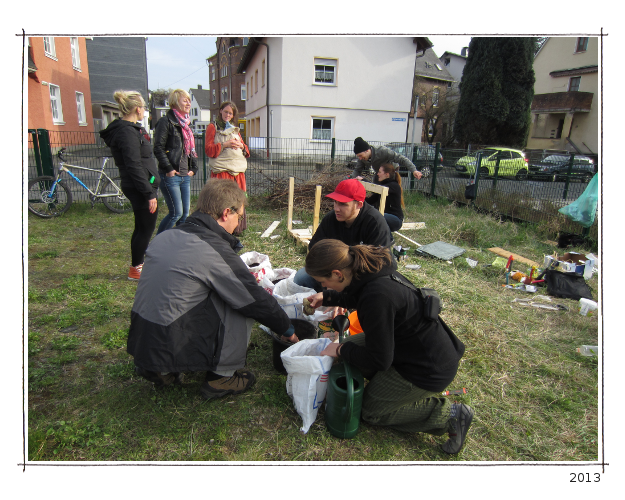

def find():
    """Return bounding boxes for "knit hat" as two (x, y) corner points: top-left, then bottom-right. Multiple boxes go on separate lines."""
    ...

(353, 137), (370, 154)
(326, 179), (366, 203)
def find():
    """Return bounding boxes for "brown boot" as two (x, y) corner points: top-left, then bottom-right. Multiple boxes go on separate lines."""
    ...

(200, 370), (256, 400)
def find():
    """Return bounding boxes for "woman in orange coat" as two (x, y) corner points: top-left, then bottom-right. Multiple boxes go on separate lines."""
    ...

(205, 101), (250, 234)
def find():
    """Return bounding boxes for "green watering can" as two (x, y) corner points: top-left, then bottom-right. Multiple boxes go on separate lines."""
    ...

(324, 315), (365, 439)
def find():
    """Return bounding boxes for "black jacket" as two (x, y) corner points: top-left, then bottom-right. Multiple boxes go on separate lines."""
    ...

(367, 177), (404, 220)
(99, 118), (159, 201)
(153, 109), (199, 174)
(351, 145), (417, 179)
(309, 202), (394, 251)
(323, 265), (465, 391)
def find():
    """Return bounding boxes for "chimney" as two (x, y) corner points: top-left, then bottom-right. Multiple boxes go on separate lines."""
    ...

(198, 84), (202, 90)
(461, 47), (469, 57)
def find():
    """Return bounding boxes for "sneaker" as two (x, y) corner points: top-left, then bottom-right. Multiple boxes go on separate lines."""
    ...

(128, 264), (143, 281)
(442, 403), (474, 454)
(135, 366), (183, 387)
(200, 370), (256, 400)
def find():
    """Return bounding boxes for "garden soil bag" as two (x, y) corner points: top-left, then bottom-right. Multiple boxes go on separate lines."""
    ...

(545, 270), (593, 300)
(281, 338), (334, 433)
(240, 251), (273, 283)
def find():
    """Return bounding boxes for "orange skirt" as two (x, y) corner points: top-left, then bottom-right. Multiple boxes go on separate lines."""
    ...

(210, 171), (246, 192)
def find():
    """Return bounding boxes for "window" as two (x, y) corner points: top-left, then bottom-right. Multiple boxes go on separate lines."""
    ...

(311, 117), (333, 141)
(220, 64), (228, 78)
(241, 84), (247, 101)
(49, 84), (64, 124)
(433, 88), (440, 107)
(255, 69), (258, 93)
(70, 37), (81, 70)
(222, 44), (225, 54)
(569, 76), (581, 92)
(575, 37), (589, 53)
(444, 57), (451, 66)
(221, 86), (228, 102)
(75, 92), (86, 124)
(243, 37), (249, 46)
(43, 36), (56, 59)
(250, 76), (253, 96)
(212, 89), (216, 104)
(262, 59), (265, 86)
(314, 58), (337, 85)
(210, 63), (216, 81)
(435, 63), (442, 71)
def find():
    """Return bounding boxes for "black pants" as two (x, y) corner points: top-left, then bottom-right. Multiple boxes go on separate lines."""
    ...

(130, 206), (158, 266)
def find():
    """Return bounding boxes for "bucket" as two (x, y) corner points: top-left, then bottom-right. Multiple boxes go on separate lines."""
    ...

(272, 319), (317, 374)
(348, 311), (363, 336)
(325, 361), (364, 439)
(578, 298), (598, 316)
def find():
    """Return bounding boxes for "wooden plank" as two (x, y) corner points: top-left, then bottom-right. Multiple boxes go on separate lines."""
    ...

(488, 247), (540, 268)
(400, 222), (426, 230)
(287, 177), (294, 231)
(394, 231), (422, 247)
(312, 185), (321, 236)
(360, 181), (389, 215)
(261, 221), (280, 238)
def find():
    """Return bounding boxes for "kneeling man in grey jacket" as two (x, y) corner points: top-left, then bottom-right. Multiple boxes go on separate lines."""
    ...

(128, 179), (297, 400)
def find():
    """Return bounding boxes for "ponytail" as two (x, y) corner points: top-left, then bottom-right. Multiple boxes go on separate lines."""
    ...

(306, 240), (391, 281)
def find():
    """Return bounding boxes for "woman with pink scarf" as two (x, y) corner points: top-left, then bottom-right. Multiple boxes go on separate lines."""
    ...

(153, 89), (198, 234)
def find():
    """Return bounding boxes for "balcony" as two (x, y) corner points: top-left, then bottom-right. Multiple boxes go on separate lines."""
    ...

(531, 92), (593, 114)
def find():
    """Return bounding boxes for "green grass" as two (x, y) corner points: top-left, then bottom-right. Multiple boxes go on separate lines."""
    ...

(26, 195), (599, 462)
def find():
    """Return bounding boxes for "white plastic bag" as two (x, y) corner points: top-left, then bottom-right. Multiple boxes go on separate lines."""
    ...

(259, 267), (296, 295)
(281, 338), (333, 433)
(240, 251), (274, 283)
(273, 274), (316, 319)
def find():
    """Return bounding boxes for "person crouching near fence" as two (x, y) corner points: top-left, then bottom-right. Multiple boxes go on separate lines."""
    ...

(366, 162), (405, 232)
(304, 240), (473, 454)
(127, 179), (298, 400)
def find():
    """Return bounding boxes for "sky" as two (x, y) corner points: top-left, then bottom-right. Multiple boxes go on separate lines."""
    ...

(145, 35), (473, 93)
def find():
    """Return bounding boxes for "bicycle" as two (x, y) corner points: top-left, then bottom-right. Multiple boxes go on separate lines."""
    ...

(27, 148), (132, 218)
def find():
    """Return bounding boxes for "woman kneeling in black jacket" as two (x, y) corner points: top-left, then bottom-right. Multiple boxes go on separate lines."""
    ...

(304, 240), (473, 454)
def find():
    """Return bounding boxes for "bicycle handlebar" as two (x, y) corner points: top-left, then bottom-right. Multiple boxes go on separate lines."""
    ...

(57, 148), (67, 162)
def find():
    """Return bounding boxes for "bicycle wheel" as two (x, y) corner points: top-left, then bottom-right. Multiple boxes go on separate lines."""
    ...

(27, 176), (73, 218)
(100, 177), (132, 213)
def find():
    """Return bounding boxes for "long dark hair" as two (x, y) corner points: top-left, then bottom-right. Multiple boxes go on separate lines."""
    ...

(379, 163), (405, 208)
(305, 240), (392, 281)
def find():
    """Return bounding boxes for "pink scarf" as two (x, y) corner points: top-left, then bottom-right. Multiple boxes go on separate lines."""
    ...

(172, 108), (197, 158)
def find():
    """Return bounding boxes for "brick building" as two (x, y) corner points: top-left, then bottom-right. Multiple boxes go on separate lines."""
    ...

(27, 36), (94, 135)
(207, 37), (248, 136)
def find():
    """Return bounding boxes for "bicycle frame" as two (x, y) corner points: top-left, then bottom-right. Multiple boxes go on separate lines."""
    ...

(51, 157), (122, 201)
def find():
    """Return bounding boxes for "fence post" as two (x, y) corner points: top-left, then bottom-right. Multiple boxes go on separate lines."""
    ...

(562, 152), (575, 200)
(331, 138), (336, 163)
(472, 152), (482, 205)
(430, 142), (440, 196)
(493, 152), (502, 189)
(36, 129), (54, 177)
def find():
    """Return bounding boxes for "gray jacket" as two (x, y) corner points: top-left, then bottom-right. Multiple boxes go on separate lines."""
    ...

(351, 145), (417, 178)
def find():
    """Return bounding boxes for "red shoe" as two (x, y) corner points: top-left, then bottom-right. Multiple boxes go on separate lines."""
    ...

(128, 264), (143, 281)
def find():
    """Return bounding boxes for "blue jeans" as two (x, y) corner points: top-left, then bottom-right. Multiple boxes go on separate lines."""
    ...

(293, 267), (323, 293)
(384, 213), (403, 232)
(157, 174), (190, 234)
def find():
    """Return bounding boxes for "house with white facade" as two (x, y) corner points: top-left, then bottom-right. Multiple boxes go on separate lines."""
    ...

(439, 48), (468, 83)
(527, 37), (599, 154)
(189, 85), (211, 135)
(237, 37), (427, 147)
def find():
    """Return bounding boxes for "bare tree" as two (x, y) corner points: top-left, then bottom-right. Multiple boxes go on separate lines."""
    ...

(412, 78), (460, 146)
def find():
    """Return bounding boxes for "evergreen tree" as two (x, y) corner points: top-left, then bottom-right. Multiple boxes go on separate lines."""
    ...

(454, 37), (537, 148)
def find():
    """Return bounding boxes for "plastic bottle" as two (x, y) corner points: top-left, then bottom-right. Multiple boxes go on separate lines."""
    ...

(576, 345), (598, 356)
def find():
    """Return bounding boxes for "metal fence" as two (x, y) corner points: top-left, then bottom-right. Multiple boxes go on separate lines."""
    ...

(27, 130), (598, 236)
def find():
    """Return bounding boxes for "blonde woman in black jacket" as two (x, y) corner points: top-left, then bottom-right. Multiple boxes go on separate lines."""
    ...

(100, 91), (159, 281)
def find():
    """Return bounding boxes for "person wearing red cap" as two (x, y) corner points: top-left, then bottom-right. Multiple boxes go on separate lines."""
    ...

(352, 137), (423, 180)
(292, 178), (394, 292)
